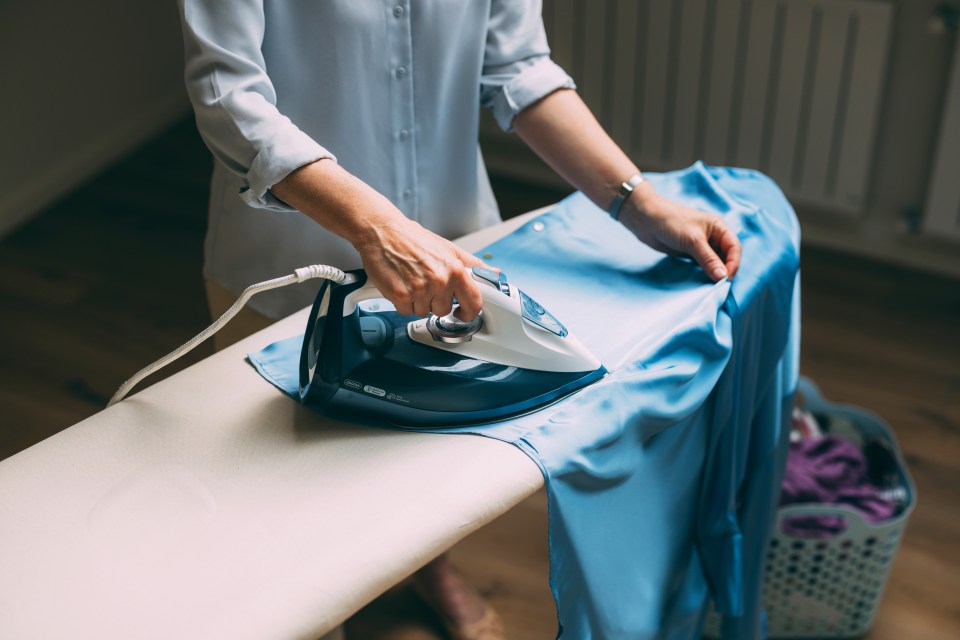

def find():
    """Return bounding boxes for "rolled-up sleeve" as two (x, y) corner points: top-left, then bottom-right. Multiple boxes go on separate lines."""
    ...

(480, 0), (576, 132)
(177, 0), (334, 211)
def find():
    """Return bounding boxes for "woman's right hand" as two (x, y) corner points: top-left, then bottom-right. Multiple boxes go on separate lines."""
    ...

(355, 217), (489, 320)
(272, 158), (488, 321)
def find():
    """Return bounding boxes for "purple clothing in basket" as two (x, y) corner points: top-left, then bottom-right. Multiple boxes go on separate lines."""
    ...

(781, 435), (897, 537)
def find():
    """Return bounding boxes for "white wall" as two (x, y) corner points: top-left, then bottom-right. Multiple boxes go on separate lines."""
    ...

(0, 0), (190, 236)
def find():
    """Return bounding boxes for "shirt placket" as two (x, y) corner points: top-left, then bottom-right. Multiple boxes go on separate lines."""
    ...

(389, 1), (418, 221)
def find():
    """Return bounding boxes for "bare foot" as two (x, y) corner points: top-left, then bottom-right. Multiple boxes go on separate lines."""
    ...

(412, 554), (489, 628)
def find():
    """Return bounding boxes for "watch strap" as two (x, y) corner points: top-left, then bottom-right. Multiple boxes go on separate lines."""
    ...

(608, 173), (645, 220)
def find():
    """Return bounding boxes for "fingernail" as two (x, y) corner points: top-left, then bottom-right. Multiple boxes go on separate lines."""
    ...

(711, 266), (728, 280)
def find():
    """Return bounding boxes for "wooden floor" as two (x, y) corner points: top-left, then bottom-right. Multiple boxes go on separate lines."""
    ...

(2, 118), (957, 639)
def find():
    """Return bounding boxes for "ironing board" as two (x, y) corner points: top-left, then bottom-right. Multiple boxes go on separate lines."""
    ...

(243, 163), (800, 639)
(1, 160), (799, 640)
(0, 214), (544, 639)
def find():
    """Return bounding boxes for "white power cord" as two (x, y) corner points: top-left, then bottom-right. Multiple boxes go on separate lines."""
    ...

(107, 264), (351, 407)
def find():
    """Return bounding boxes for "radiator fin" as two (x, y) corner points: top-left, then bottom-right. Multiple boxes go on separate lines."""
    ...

(485, 0), (893, 216)
(923, 31), (960, 240)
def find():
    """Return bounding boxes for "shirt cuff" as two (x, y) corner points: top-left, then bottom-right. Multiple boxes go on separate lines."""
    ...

(239, 127), (336, 211)
(489, 57), (576, 132)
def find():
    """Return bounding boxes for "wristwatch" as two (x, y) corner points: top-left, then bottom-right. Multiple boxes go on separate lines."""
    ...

(608, 173), (645, 221)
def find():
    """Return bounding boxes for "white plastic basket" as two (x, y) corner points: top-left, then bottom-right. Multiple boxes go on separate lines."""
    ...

(704, 377), (916, 638)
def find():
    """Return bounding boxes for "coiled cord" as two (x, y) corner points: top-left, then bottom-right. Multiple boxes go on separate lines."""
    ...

(107, 264), (350, 407)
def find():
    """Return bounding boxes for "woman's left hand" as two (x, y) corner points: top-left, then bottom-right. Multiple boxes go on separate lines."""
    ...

(618, 183), (741, 282)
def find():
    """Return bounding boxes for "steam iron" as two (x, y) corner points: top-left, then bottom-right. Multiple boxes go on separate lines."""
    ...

(298, 266), (607, 427)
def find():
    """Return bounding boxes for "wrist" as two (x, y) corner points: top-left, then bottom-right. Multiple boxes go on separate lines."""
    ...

(278, 159), (409, 251)
(607, 173), (642, 220)
(348, 206), (409, 253)
(620, 181), (661, 220)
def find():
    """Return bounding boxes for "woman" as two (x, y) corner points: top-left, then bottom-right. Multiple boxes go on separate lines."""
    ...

(178, 1), (740, 637)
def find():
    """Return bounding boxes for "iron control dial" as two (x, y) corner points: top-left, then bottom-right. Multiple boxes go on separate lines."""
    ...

(426, 309), (483, 343)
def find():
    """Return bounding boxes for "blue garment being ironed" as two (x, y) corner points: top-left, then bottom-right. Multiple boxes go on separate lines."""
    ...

(248, 163), (801, 639)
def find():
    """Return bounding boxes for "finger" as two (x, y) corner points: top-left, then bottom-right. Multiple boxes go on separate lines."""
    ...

(455, 247), (483, 267)
(709, 223), (741, 279)
(710, 219), (741, 278)
(412, 303), (431, 317)
(455, 246), (498, 272)
(411, 294), (433, 317)
(451, 269), (484, 321)
(430, 293), (455, 318)
(391, 291), (415, 317)
(690, 237), (729, 282)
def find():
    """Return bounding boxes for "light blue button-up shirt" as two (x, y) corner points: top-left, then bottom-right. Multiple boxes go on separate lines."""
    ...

(178, 0), (575, 317)
(249, 163), (801, 639)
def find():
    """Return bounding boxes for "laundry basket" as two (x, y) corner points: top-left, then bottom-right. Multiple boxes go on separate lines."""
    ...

(704, 377), (916, 638)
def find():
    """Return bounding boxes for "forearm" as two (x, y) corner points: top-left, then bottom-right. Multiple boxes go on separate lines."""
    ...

(512, 88), (658, 214)
(269, 159), (487, 319)
(270, 159), (403, 251)
(514, 88), (741, 281)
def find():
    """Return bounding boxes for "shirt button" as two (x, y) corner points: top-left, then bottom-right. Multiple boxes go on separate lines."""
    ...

(393, 5), (404, 17)
(398, 128), (410, 141)
(402, 188), (413, 199)
(395, 66), (407, 79)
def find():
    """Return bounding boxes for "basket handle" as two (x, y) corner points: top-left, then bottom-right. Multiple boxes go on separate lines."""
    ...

(796, 376), (830, 413)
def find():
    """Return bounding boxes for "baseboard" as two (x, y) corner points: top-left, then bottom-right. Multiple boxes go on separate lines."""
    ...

(800, 224), (960, 280)
(0, 92), (192, 238)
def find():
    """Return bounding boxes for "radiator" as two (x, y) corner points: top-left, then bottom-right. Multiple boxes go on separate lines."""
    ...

(923, 29), (960, 241)
(482, 0), (894, 215)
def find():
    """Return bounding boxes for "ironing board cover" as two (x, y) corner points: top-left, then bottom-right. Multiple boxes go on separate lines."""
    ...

(249, 162), (800, 639)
